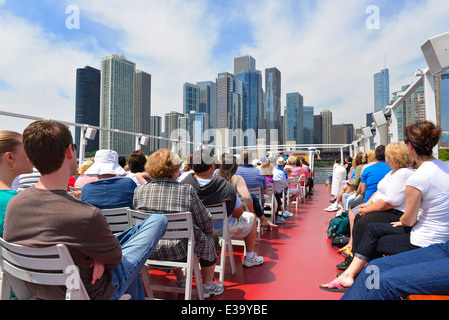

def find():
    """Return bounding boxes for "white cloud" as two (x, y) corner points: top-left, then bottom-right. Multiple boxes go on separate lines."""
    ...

(0, 10), (97, 133)
(239, 0), (449, 128)
(1, 0), (449, 137)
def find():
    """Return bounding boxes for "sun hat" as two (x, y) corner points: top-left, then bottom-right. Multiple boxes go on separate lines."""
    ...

(84, 150), (126, 176)
(276, 157), (286, 166)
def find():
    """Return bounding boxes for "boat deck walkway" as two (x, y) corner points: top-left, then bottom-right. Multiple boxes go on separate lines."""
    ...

(148, 183), (346, 300)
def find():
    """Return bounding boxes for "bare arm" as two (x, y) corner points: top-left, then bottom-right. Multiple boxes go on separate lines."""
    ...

(392, 186), (422, 228)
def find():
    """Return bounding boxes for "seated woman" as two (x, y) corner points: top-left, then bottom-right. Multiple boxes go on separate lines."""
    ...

(0, 131), (34, 236)
(133, 149), (223, 298)
(81, 150), (137, 209)
(219, 153), (277, 229)
(320, 120), (449, 293)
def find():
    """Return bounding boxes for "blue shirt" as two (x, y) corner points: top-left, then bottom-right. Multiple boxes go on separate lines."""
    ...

(361, 161), (391, 202)
(81, 177), (137, 209)
(235, 164), (267, 193)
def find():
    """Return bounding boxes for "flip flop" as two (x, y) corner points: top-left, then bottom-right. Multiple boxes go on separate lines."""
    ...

(319, 281), (348, 293)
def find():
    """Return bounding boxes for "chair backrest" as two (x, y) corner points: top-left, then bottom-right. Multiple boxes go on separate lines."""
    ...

(299, 174), (306, 184)
(127, 210), (193, 240)
(0, 237), (89, 300)
(205, 202), (228, 222)
(265, 183), (274, 195)
(273, 180), (286, 193)
(248, 187), (263, 207)
(101, 207), (131, 233)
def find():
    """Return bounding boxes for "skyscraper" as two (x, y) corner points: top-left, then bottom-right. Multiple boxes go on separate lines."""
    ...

(374, 69), (390, 112)
(286, 92), (304, 144)
(265, 68), (281, 145)
(164, 111), (182, 150)
(197, 81), (217, 129)
(216, 72), (242, 130)
(100, 54), (136, 156)
(436, 71), (449, 132)
(134, 70), (151, 154)
(314, 114), (323, 144)
(303, 106), (315, 145)
(236, 70), (263, 146)
(374, 68), (390, 146)
(149, 116), (161, 153)
(183, 82), (200, 115)
(321, 109), (333, 149)
(75, 66), (100, 156)
(233, 55), (256, 75)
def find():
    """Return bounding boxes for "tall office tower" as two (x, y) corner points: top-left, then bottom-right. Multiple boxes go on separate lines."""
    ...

(148, 116), (162, 153)
(75, 66), (100, 156)
(183, 82), (200, 115)
(233, 55), (256, 75)
(314, 114), (323, 144)
(179, 112), (210, 155)
(303, 106), (315, 145)
(374, 69), (390, 112)
(236, 70), (263, 146)
(321, 109), (333, 149)
(374, 69), (390, 145)
(164, 111), (182, 150)
(286, 92), (304, 144)
(333, 124), (355, 145)
(134, 70), (151, 154)
(100, 54), (136, 156)
(216, 72), (242, 130)
(265, 68), (281, 146)
(197, 81), (217, 129)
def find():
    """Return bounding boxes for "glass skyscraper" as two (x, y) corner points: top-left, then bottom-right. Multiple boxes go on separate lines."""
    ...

(286, 92), (304, 144)
(197, 81), (217, 129)
(75, 66), (100, 156)
(265, 68), (281, 145)
(374, 69), (390, 112)
(183, 82), (200, 115)
(236, 70), (263, 146)
(303, 106), (314, 145)
(100, 54), (136, 156)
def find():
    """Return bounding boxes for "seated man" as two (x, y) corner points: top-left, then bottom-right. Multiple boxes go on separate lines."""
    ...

(182, 149), (264, 268)
(3, 120), (167, 300)
(81, 149), (137, 209)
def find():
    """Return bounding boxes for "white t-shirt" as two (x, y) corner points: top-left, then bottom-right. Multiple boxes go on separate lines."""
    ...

(371, 167), (415, 212)
(406, 159), (449, 248)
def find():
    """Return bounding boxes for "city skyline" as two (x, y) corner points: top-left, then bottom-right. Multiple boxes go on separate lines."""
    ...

(1, 1), (449, 135)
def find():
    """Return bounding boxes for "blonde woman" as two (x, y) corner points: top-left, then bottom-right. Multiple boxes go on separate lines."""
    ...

(0, 131), (34, 236)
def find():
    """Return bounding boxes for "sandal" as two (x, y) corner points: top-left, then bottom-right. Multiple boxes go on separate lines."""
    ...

(337, 246), (352, 257)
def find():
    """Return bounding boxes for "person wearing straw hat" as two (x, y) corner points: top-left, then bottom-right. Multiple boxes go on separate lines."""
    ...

(81, 149), (137, 209)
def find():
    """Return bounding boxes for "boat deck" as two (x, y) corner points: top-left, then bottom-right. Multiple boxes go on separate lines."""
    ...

(148, 183), (346, 300)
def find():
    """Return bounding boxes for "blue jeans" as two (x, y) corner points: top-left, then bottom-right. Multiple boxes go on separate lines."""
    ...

(342, 241), (449, 300)
(109, 214), (168, 300)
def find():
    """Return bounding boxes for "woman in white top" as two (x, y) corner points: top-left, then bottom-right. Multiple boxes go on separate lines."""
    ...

(321, 121), (449, 293)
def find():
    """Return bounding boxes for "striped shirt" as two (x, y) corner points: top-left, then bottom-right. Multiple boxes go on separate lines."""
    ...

(235, 165), (267, 193)
(133, 178), (216, 262)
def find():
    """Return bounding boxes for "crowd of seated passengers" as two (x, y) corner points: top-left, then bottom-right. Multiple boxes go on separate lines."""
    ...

(320, 120), (449, 300)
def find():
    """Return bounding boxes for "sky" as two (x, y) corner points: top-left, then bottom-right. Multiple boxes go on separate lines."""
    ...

(1, 0), (449, 136)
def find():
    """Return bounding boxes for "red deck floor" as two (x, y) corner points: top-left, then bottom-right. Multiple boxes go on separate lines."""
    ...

(148, 184), (346, 300)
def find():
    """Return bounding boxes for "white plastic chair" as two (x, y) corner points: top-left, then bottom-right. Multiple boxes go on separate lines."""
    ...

(101, 207), (132, 234)
(288, 177), (300, 210)
(263, 183), (277, 224)
(274, 180), (289, 212)
(127, 210), (204, 300)
(298, 174), (307, 202)
(248, 187), (263, 237)
(0, 237), (90, 300)
(205, 202), (236, 285)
